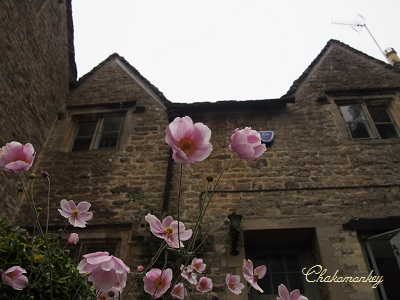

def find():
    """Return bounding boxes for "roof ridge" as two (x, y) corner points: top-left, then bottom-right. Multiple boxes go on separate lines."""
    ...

(71, 53), (170, 105)
(281, 39), (400, 98)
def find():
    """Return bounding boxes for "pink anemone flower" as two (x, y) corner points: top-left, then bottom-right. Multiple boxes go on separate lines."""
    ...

(226, 273), (245, 295)
(145, 214), (192, 248)
(181, 264), (197, 285)
(143, 268), (173, 299)
(196, 276), (213, 293)
(242, 259), (267, 293)
(0, 141), (35, 173)
(77, 252), (130, 293)
(191, 257), (206, 273)
(1, 266), (29, 290)
(229, 127), (266, 161)
(58, 199), (93, 228)
(276, 284), (308, 300)
(165, 116), (212, 164)
(171, 283), (187, 300)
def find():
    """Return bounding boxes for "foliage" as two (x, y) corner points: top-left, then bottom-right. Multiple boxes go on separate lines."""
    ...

(0, 218), (95, 300)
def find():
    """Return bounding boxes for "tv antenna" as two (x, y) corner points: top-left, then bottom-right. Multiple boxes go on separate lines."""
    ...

(331, 14), (386, 59)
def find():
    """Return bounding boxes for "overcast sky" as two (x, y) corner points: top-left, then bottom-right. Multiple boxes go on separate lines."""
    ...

(72, 0), (400, 103)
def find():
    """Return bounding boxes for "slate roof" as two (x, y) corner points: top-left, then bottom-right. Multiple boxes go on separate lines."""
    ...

(71, 53), (171, 106)
(281, 39), (400, 98)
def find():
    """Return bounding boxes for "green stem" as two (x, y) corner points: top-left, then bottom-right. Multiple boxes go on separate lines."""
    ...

(177, 164), (183, 251)
(45, 176), (51, 234)
(197, 153), (236, 237)
(21, 175), (54, 300)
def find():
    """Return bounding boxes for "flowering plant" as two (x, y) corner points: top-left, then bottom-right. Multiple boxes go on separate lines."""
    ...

(0, 119), (308, 300)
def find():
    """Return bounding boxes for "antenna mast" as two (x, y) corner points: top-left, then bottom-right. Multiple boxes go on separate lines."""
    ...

(332, 14), (386, 59)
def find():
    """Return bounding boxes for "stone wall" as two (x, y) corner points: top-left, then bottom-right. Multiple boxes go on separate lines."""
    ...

(164, 44), (400, 299)
(0, 0), (71, 216)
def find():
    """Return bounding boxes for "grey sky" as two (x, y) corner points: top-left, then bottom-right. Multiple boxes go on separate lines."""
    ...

(72, 0), (400, 103)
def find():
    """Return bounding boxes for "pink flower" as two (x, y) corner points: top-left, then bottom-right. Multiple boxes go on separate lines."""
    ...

(165, 116), (212, 164)
(0, 142), (35, 173)
(1, 266), (29, 290)
(181, 264), (197, 285)
(58, 199), (93, 228)
(145, 214), (192, 248)
(242, 259), (267, 293)
(276, 284), (308, 300)
(229, 127), (267, 161)
(191, 257), (206, 273)
(196, 276), (213, 293)
(226, 273), (245, 295)
(171, 283), (187, 299)
(77, 251), (130, 293)
(67, 233), (79, 244)
(143, 268), (173, 299)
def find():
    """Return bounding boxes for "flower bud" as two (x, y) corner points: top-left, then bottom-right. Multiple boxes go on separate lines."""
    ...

(206, 176), (214, 182)
(108, 290), (115, 297)
(41, 171), (49, 178)
(36, 207), (42, 213)
(223, 218), (230, 225)
(17, 186), (23, 193)
(137, 265), (144, 272)
(28, 173), (36, 180)
(57, 229), (63, 235)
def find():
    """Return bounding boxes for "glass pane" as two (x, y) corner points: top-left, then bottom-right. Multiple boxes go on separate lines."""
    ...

(101, 116), (123, 132)
(76, 121), (96, 136)
(272, 274), (287, 294)
(347, 121), (375, 139)
(96, 132), (119, 149)
(285, 254), (300, 272)
(85, 244), (117, 256)
(94, 116), (123, 149)
(259, 273), (272, 294)
(376, 124), (399, 139)
(71, 137), (92, 151)
(367, 106), (391, 123)
(269, 255), (285, 272)
(340, 104), (366, 122)
(288, 273), (304, 292)
(368, 236), (400, 300)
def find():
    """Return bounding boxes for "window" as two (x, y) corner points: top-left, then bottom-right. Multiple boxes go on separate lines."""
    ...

(71, 115), (123, 151)
(67, 239), (119, 261)
(361, 229), (400, 300)
(339, 103), (399, 140)
(244, 229), (321, 300)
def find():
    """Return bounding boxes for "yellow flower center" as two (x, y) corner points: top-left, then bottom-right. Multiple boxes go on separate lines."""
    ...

(165, 227), (174, 238)
(12, 156), (29, 164)
(229, 282), (235, 288)
(6, 273), (14, 280)
(72, 209), (80, 216)
(178, 137), (196, 154)
(154, 276), (164, 288)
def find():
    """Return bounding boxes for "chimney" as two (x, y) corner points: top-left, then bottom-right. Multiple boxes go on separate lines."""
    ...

(384, 47), (400, 66)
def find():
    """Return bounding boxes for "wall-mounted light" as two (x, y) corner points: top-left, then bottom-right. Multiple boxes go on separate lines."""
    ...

(228, 213), (242, 256)
(258, 131), (274, 146)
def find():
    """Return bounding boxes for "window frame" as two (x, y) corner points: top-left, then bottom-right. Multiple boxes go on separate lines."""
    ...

(66, 238), (121, 261)
(360, 228), (400, 300)
(336, 97), (400, 141)
(244, 229), (322, 300)
(70, 114), (124, 152)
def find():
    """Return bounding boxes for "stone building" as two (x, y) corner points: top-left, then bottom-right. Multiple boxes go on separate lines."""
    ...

(2, 1), (400, 300)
